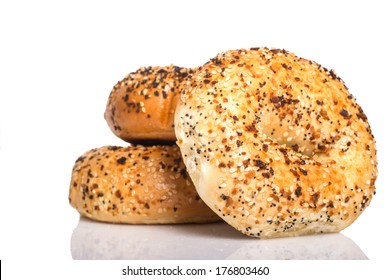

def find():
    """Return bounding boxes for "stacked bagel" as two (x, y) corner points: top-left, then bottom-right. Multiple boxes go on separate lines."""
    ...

(69, 65), (220, 224)
(69, 48), (378, 238)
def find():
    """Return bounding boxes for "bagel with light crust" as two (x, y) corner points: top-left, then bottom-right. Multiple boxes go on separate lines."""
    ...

(175, 48), (378, 238)
(105, 65), (194, 142)
(69, 145), (220, 224)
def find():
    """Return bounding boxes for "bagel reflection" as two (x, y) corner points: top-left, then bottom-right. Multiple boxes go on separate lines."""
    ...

(71, 217), (367, 259)
(225, 233), (367, 260)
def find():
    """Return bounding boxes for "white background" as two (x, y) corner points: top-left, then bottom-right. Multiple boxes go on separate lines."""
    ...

(1, 0), (389, 278)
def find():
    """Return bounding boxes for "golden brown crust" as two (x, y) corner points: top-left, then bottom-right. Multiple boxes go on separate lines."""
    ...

(175, 48), (378, 238)
(105, 65), (195, 142)
(69, 145), (220, 224)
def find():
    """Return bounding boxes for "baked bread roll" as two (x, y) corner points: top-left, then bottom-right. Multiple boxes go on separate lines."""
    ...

(175, 47), (378, 238)
(105, 65), (194, 142)
(69, 145), (220, 224)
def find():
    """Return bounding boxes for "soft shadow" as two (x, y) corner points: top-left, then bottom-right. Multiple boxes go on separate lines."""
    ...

(71, 217), (367, 260)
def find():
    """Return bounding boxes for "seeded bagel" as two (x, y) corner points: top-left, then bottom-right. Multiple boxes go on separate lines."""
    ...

(105, 65), (195, 142)
(69, 145), (220, 224)
(175, 48), (378, 238)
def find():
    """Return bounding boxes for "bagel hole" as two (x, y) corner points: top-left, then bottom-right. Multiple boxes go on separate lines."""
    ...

(260, 122), (317, 158)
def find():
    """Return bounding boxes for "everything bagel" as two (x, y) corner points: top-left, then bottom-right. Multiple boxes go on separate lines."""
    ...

(175, 48), (378, 238)
(69, 145), (220, 224)
(105, 65), (194, 142)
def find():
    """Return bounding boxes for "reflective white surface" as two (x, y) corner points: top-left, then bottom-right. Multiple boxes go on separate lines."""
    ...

(71, 217), (367, 260)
